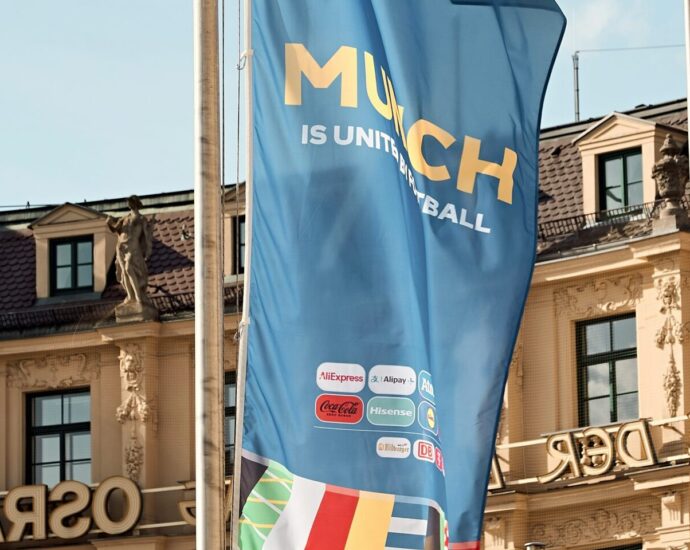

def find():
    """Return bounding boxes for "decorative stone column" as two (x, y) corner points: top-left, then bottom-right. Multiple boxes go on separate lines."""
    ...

(114, 339), (159, 493)
(635, 252), (690, 456)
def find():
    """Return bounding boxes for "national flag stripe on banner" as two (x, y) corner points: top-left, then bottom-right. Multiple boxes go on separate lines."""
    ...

(263, 476), (325, 549)
(240, 0), (566, 547)
(304, 487), (359, 549)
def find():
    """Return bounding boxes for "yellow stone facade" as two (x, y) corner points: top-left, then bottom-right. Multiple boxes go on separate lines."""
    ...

(1, 102), (689, 549)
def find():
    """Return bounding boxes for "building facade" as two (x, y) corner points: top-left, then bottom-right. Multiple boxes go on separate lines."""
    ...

(484, 99), (690, 549)
(0, 100), (688, 549)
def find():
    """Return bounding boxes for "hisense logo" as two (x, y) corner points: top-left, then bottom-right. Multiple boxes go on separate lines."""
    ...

(367, 397), (415, 428)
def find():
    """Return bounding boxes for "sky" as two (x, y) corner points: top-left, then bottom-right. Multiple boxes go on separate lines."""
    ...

(0, 0), (687, 208)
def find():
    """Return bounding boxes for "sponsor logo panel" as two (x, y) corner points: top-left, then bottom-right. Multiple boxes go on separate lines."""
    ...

(418, 370), (435, 403)
(376, 437), (411, 459)
(366, 396), (415, 427)
(316, 362), (366, 393)
(413, 439), (435, 463)
(368, 365), (417, 395)
(315, 394), (363, 424)
(418, 401), (438, 435)
(435, 447), (445, 474)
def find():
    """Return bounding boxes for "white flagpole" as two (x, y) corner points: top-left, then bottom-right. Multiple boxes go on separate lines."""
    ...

(685, 0), (690, 181)
(231, 0), (253, 546)
(193, 0), (225, 549)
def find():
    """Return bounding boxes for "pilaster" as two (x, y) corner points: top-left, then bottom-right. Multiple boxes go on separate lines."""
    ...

(112, 338), (159, 522)
(640, 251), (690, 456)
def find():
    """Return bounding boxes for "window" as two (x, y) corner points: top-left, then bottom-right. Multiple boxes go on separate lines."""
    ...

(577, 315), (638, 427)
(599, 148), (642, 211)
(27, 390), (91, 487)
(233, 216), (246, 275)
(50, 236), (93, 294)
(225, 371), (237, 473)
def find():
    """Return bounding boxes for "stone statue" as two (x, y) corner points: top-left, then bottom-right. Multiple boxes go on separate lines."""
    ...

(107, 196), (158, 322)
(652, 134), (689, 234)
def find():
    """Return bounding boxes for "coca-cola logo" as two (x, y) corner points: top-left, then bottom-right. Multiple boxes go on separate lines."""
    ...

(315, 394), (363, 424)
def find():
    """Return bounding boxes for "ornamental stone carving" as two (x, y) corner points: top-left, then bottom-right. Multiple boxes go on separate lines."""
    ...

(663, 355), (682, 418)
(653, 134), (689, 217)
(484, 515), (507, 549)
(531, 506), (660, 547)
(116, 344), (150, 424)
(655, 278), (685, 417)
(554, 274), (642, 318)
(6, 353), (100, 389)
(125, 436), (144, 482)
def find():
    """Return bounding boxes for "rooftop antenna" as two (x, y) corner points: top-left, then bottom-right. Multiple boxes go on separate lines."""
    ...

(571, 44), (684, 123)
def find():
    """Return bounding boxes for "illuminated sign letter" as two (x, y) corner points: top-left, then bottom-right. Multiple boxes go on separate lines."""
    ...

(580, 427), (614, 477)
(538, 432), (582, 484)
(457, 136), (518, 204)
(406, 119), (456, 181)
(285, 44), (358, 107)
(92, 476), (142, 535)
(488, 455), (505, 491)
(5, 485), (47, 542)
(616, 419), (657, 468)
(49, 480), (92, 539)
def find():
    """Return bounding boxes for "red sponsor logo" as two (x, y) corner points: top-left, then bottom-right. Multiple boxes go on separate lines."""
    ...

(414, 439), (435, 463)
(315, 394), (363, 424)
(435, 447), (445, 473)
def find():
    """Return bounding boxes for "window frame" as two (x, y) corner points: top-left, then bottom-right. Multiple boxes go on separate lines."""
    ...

(224, 371), (237, 473)
(25, 388), (91, 486)
(576, 313), (638, 427)
(49, 235), (94, 295)
(232, 215), (246, 276)
(598, 147), (643, 212)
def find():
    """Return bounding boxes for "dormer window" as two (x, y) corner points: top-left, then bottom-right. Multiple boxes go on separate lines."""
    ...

(574, 112), (686, 217)
(50, 236), (94, 294)
(599, 148), (642, 211)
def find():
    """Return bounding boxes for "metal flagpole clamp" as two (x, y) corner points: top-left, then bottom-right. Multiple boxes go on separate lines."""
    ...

(234, 318), (251, 342)
(237, 49), (254, 70)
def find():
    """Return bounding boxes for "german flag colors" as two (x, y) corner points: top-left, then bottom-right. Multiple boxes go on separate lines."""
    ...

(239, 457), (450, 550)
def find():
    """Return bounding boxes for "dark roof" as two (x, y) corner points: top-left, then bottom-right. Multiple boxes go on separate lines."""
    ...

(0, 100), (689, 335)
(0, 229), (35, 311)
(0, 192), (242, 337)
(537, 99), (688, 225)
(101, 210), (195, 301)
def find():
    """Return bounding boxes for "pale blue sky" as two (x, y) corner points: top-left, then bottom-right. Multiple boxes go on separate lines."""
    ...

(0, 0), (687, 207)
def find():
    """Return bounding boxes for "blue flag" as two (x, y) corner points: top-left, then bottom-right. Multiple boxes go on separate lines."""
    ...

(239, 1), (565, 548)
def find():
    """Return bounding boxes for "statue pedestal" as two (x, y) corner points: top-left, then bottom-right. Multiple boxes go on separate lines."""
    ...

(115, 301), (159, 323)
(653, 209), (689, 236)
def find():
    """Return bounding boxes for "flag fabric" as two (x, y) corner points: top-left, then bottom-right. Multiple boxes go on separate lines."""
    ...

(240, 0), (565, 547)
(239, 454), (447, 550)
